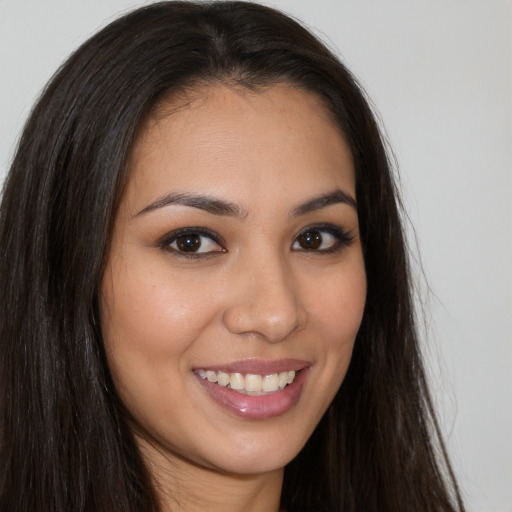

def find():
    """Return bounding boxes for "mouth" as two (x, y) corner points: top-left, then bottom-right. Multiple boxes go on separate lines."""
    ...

(195, 369), (297, 396)
(193, 360), (310, 419)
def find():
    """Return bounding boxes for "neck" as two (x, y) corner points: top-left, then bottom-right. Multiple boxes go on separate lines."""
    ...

(138, 437), (284, 512)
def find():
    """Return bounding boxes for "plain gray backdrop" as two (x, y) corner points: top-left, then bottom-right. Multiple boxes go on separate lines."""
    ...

(1, 1), (511, 511)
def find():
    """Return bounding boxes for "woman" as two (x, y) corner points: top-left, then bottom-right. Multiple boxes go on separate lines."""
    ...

(0, 2), (465, 511)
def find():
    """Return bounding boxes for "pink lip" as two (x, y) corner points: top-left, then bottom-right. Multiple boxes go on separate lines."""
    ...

(194, 363), (310, 420)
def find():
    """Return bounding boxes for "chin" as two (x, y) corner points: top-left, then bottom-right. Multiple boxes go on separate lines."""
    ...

(205, 426), (311, 476)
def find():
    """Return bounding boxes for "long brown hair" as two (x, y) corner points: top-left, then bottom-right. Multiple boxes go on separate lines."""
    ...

(0, 2), (465, 511)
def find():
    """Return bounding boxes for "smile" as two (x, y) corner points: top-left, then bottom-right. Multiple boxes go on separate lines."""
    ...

(194, 361), (310, 419)
(196, 369), (296, 395)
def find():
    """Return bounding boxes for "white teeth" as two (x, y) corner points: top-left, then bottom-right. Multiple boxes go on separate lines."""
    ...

(262, 373), (279, 392)
(230, 372), (244, 390)
(278, 371), (288, 389)
(245, 373), (263, 392)
(217, 371), (230, 386)
(206, 370), (217, 383)
(197, 369), (298, 394)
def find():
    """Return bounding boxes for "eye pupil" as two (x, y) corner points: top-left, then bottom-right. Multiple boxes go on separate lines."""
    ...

(177, 234), (201, 252)
(298, 231), (322, 250)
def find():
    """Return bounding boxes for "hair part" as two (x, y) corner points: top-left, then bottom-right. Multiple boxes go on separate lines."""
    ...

(0, 2), (465, 511)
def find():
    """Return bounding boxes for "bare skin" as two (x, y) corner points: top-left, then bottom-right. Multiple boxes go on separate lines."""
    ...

(101, 84), (366, 511)
(140, 439), (283, 512)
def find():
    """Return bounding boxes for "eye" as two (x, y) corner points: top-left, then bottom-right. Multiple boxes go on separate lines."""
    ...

(292, 224), (353, 253)
(293, 230), (336, 251)
(161, 228), (225, 256)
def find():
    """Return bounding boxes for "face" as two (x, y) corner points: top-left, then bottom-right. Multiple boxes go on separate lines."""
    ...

(100, 85), (366, 477)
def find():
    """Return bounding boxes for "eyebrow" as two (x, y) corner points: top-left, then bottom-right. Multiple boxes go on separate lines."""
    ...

(290, 189), (357, 217)
(135, 192), (248, 219)
(135, 188), (356, 219)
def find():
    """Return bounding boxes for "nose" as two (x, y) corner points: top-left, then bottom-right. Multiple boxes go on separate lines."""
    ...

(222, 256), (306, 343)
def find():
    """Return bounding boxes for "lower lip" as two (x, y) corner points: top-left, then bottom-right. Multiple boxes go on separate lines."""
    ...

(195, 368), (309, 420)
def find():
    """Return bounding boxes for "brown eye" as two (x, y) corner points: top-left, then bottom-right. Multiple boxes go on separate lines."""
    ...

(165, 230), (224, 255)
(297, 231), (323, 250)
(176, 234), (201, 252)
(292, 226), (346, 253)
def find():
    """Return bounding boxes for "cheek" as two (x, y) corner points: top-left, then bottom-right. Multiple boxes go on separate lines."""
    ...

(99, 260), (228, 435)
(310, 261), (366, 341)
(305, 259), (366, 386)
(101, 257), (217, 360)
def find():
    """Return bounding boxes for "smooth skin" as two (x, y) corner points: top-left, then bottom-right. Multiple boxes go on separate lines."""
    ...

(100, 85), (367, 511)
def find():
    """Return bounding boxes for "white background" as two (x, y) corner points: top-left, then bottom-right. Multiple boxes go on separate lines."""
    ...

(1, 1), (511, 511)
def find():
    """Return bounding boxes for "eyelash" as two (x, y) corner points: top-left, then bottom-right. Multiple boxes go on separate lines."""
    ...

(159, 223), (354, 258)
(294, 223), (355, 254)
(159, 227), (225, 259)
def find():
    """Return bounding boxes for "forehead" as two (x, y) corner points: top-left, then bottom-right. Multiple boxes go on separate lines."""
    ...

(124, 84), (355, 215)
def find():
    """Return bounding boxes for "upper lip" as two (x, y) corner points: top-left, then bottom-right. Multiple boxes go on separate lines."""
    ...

(194, 358), (310, 374)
